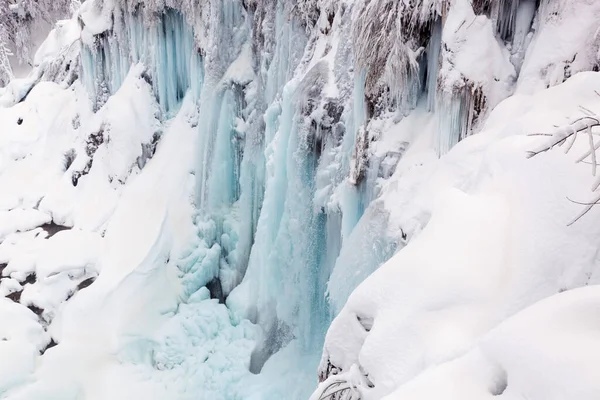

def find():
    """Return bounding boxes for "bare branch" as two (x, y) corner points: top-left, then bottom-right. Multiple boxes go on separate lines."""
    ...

(566, 194), (600, 227)
(567, 197), (600, 206)
(579, 105), (595, 116)
(587, 126), (597, 176)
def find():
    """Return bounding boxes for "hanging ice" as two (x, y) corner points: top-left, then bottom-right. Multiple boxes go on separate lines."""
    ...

(80, 8), (203, 113)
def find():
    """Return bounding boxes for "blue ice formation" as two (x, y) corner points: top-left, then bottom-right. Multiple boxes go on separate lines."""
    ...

(81, 8), (203, 113)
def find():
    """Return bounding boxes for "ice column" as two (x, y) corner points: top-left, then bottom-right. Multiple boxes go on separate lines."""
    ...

(81, 9), (203, 113)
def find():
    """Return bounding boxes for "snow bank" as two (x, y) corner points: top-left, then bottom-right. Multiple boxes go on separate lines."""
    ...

(440, 0), (516, 106)
(314, 71), (600, 399)
(35, 229), (104, 279)
(0, 226), (103, 320)
(517, 0), (600, 93)
(0, 209), (51, 241)
(0, 80), (89, 212)
(384, 285), (600, 400)
(0, 298), (49, 396)
(39, 65), (160, 230)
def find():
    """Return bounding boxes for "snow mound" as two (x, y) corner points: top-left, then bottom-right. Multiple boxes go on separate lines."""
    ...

(440, 0), (516, 107)
(0, 209), (51, 241)
(0, 228), (103, 279)
(0, 298), (49, 396)
(517, 0), (600, 94)
(384, 285), (600, 400)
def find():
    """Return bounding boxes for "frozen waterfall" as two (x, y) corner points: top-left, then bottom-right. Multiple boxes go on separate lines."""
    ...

(67, 0), (572, 394)
(2, 0), (600, 399)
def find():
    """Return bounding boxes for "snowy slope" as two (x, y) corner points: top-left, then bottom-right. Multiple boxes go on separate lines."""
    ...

(382, 285), (600, 400)
(314, 72), (600, 400)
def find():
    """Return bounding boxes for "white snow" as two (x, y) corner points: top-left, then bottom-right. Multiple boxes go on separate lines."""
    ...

(33, 19), (81, 69)
(78, 0), (115, 44)
(440, 0), (516, 106)
(314, 71), (600, 400)
(222, 42), (255, 85)
(35, 229), (104, 279)
(383, 285), (600, 400)
(517, 0), (600, 94)
(2, 1), (600, 400)
(0, 278), (22, 297)
(0, 209), (51, 241)
(0, 298), (49, 396)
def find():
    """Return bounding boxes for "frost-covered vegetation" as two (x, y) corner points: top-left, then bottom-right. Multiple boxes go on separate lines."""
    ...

(1, 0), (600, 399)
(0, 0), (79, 84)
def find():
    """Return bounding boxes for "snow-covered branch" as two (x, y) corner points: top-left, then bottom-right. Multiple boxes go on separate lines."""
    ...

(527, 116), (600, 159)
(528, 113), (600, 225)
(351, 0), (444, 101)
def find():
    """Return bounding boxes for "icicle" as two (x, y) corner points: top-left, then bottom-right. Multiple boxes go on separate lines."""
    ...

(492, 0), (524, 43)
(150, 10), (203, 114)
(205, 88), (242, 211)
(426, 19), (442, 112)
(436, 87), (472, 156)
(265, 0), (298, 105)
(80, 44), (97, 105)
(510, 0), (537, 72)
(338, 72), (367, 238)
(80, 8), (203, 114)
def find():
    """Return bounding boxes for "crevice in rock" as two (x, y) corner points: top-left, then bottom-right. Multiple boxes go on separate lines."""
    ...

(6, 289), (22, 303)
(39, 222), (70, 239)
(23, 273), (36, 285)
(27, 304), (44, 317)
(40, 338), (58, 355)
(206, 277), (225, 304)
(77, 276), (96, 291)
